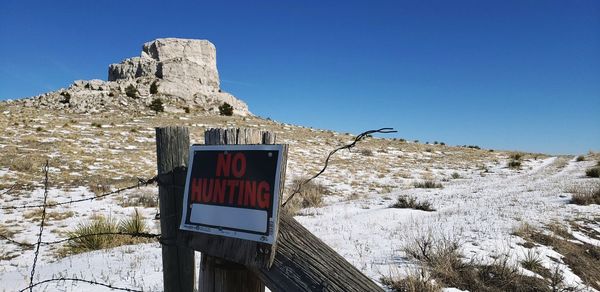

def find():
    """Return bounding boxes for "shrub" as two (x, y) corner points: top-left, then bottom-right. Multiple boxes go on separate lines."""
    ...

(576, 155), (585, 162)
(586, 167), (600, 178)
(149, 98), (164, 113)
(508, 160), (521, 169)
(125, 84), (138, 98)
(150, 81), (158, 94)
(509, 153), (523, 161)
(183, 106), (190, 114)
(282, 178), (330, 215)
(413, 180), (442, 189)
(218, 102), (234, 116)
(390, 195), (435, 211)
(569, 183), (600, 205)
(360, 149), (374, 156)
(91, 122), (102, 128)
(451, 172), (461, 179)
(59, 92), (71, 104)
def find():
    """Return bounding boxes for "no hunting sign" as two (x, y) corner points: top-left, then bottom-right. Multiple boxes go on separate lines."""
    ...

(180, 144), (284, 243)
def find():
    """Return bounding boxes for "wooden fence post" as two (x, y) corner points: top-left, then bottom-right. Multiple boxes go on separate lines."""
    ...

(156, 126), (195, 292)
(197, 128), (276, 292)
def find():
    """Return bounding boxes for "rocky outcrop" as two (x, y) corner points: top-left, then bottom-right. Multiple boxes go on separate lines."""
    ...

(13, 38), (250, 115)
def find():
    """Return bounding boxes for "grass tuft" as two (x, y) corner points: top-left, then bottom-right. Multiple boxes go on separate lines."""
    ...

(413, 180), (443, 189)
(282, 178), (330, 215)
(402, 231), (554, 292)
(360, 149), (374, 156)
(390, 195), (435, 211)
(515, 222), (600, 290)
(585, 167), (600, 178)
(569, 183), (600, 205)
(58, 209), (151, 257)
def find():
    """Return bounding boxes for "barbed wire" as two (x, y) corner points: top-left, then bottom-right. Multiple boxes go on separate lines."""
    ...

(0, 163), (163, 291)
(0, 231), (164, 248)
(19, 277), (144, 292)
(2, 127), (397, 291)
(29, 160), (50, 292)
(281, 127), (397, 207)
(0, 176), (157, 210)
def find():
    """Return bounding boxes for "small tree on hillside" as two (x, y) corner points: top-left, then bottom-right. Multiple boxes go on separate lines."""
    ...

(149, 98), (164, 113)
(125, 84), (138, 98)
(150, 81), (158, 94)
(218, 102), (234, 116)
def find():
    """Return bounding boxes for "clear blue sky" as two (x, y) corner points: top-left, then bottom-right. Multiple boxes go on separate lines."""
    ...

(1, 0), (598, 155)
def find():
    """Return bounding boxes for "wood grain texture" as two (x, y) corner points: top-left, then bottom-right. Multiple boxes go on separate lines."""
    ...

(183, 128), (285, 269)
(196, 128), (285, 291)
(254, 215), (384, 292)
(156, 126), (195, 292)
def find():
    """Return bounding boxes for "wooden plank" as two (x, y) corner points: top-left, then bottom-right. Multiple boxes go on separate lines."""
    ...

(195, 128), (286, 291)
(253, 215), (384, 292)
(156, 126), (195, 292)
(182, 129), (287, 269)
(199, 256), (264, 292)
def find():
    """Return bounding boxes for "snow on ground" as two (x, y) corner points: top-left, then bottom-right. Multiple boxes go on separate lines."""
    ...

(296, 157), (600, 290)
(0, 157), (598, 291)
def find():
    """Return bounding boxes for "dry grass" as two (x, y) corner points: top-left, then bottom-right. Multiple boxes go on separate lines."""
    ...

(568, 182), (600, 205)
(520, 250), (551, 279)
(514, 222), (600, 290)
(585, 167), (600, 178)
(118, 192), (158, 208)
(57, 209), (152, 257)
(380, 269), (441, 292)
(0, 223), (17, 238)
(402, 232), (556, 291)
(390, 195), (435, 212)
(23, 209), (75, 222)
(413, 180), (443, 189)
(282, 178), (331, 215)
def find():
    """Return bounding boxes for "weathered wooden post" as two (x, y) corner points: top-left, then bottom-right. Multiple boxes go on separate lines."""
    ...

(156, 127), (195, 292)
(159, 126), (383, 292)
(195, 128), (283, 292)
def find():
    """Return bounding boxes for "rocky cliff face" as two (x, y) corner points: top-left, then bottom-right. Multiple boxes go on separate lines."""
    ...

(12, 38), (250, 115)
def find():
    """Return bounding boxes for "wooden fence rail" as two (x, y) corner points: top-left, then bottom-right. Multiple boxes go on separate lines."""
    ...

(156, 126), (383, 292)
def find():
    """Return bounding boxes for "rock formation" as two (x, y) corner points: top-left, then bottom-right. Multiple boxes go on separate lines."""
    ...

(12, 38), (250, 115)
